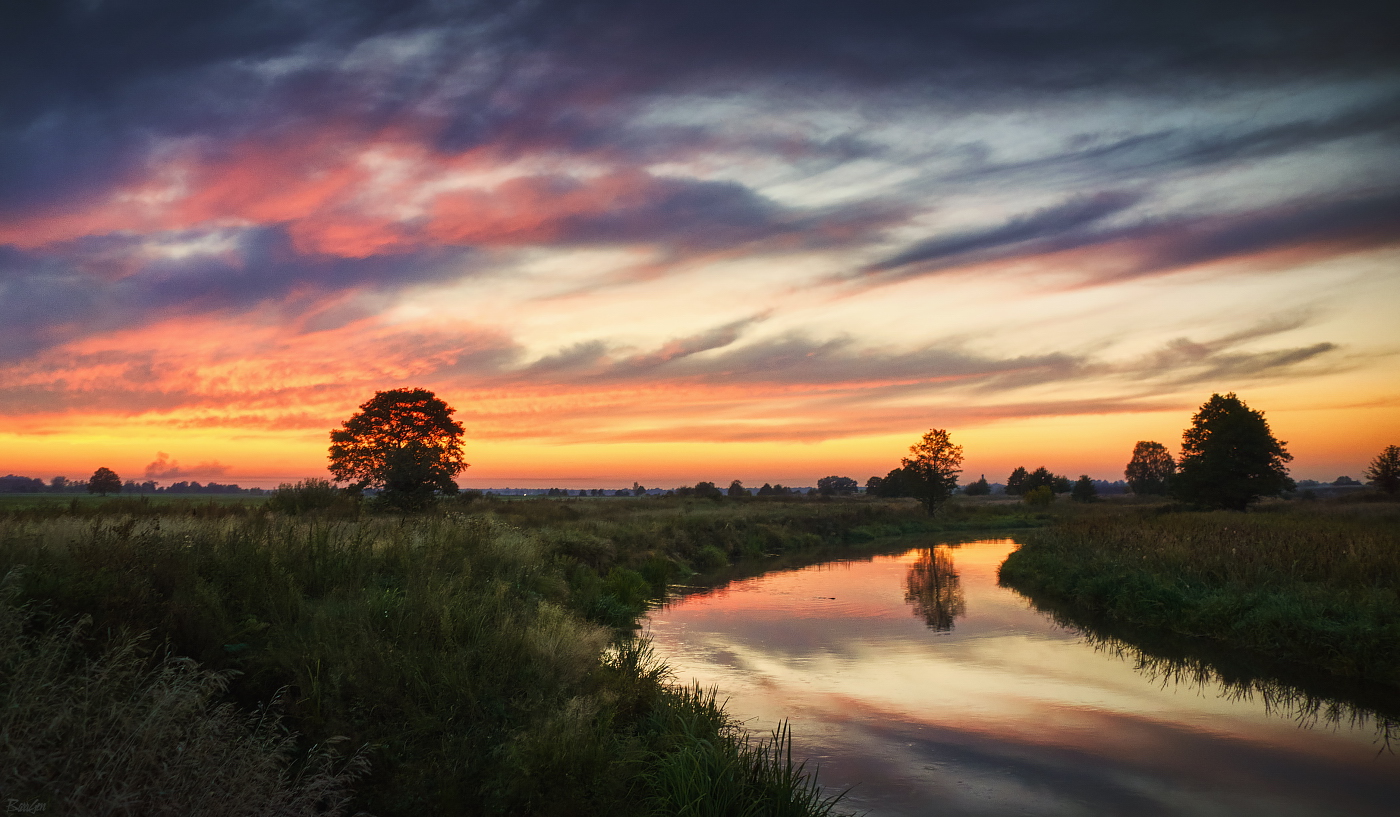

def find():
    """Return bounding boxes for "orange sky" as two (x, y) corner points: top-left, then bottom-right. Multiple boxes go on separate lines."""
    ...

(3, 8), (1398, 488)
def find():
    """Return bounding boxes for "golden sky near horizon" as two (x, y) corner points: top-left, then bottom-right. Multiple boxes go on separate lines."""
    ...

(2, 3), (1397, 488)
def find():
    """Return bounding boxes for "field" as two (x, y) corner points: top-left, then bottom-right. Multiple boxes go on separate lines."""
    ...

(0, 492), (1038, 816)
(998, 499), (1400, 686)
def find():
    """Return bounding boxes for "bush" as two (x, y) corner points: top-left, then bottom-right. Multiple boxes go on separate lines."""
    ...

(1023, 486), (1055, 506)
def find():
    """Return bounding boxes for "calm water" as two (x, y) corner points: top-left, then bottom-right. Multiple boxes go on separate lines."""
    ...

(644, 539), (1400, 816)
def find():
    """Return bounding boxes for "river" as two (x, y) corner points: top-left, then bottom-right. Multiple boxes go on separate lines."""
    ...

(644, 538), (1400, 816)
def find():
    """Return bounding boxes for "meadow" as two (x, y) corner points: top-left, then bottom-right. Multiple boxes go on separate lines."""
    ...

(998, 498), (1400, 686)
(0, 492), (1038, 816)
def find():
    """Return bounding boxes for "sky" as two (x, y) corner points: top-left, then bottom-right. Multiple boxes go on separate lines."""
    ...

(2, 0), (1398, 489)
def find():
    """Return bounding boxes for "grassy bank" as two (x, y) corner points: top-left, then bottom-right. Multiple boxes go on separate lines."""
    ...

(0, 495), (1035, 815)
(998, 501), (1400, 686)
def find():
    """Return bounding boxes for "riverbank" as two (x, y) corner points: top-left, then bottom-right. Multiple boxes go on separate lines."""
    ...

(0, 495), (1037, 815)
(997, 501), (1400, 686)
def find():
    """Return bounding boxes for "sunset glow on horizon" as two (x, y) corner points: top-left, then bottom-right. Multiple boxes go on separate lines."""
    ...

(3, 2), (1398, 488)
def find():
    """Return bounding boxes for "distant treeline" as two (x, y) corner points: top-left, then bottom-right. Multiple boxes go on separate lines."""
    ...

(0, 475), (265, 495)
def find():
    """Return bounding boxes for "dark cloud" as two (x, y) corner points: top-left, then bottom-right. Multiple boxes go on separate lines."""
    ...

(0, 228), (476, 360)
(865, 192), (1142, 275)
(858, 188), (1400, 284)
(5, 0), (1397, 215)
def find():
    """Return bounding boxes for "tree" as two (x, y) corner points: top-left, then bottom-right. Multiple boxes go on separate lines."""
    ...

(1125, 441), (1175, 495)
(901, 428), (964, 514)
(329, 388), (467, 508)
(87, 467), (122, 496)
(727, 480), (747, 497)
(864, 475), (884, 494)
(1365, 445), (1400, 496)
(1173, 393), (1293, 510)
(1005, 467), (1029, 495)
(873, 467), (911, 497)
(1071, 475), (1097, 503)
(963, 475), (991, 496)
(817, 475), (858, 496)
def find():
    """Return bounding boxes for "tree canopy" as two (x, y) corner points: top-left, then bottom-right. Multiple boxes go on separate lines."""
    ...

(817, 475), (858, 496)
(962, 475), (991, 496)
(901, 428), (964, 514)
(87, 467), (122, 496)
(1365, 445), (1400, 496)
(1125, 441), (1175, 495)
(328, 388), (467, 507)
(1172, 393), (1293, 510)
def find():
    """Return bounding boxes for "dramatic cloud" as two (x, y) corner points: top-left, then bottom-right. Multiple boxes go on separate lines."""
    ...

(2, 0), (1396, 483)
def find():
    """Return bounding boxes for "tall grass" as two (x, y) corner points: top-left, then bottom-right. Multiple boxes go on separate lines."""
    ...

(0, 503), (871, 815)
(998, 502), (1400, 684)
(0, 570), (368, 816)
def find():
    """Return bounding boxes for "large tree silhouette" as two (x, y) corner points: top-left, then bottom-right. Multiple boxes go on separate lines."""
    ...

(1366, 445), (1400, 496)
(329, 388), (467, 509)
(1173, 393), (1292, 510)
(86, 467), (122, 496)
(901, 428), (963, 514)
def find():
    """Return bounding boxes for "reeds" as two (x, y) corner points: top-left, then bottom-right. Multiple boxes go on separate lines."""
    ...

(998, 503), (1400, 684)
(0, 504), (877, 816)
(0, 570), (368, 816)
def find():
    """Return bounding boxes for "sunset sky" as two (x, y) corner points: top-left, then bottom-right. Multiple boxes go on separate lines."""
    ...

(3, 1), (1398, 488)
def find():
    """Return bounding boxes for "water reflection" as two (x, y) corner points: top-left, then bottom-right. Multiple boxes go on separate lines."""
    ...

(646, 539), (1400, 817)
(1004, 580), (1400, 746)
(903, 547), (966, 631)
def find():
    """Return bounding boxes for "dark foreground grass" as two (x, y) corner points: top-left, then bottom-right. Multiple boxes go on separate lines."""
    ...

(0, 496), (1033, 815)
(998, 501), (1400, 686)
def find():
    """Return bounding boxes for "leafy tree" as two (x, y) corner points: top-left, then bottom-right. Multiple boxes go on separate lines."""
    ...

(817, 475), (858, 496)
(1071, 475), (1098, 503)
(87, 467), (122, 496)
(329, 388), (468, 509)
(691, 481), (723, 499)
(1173, 393), (1293, 510)
(962, 475), (991, 496)
(864, 475), (884, 494)
(1365, 445), (1400, 496)
(873, 467), (911, 497)
(1125, 441), (1175, 495)
(901, 428), (964, 515)
(1005, 467), (1029, 496)
(727, 480), (747, 497)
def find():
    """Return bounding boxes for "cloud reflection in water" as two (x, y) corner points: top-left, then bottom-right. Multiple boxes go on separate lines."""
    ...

(646, 540), (1400, 817)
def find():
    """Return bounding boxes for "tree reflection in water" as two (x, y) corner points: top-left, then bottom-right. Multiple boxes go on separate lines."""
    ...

(904, 547), (966, 631)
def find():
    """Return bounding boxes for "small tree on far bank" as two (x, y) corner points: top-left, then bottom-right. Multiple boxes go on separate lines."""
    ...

(87, 467), (122, 496)
(901, 429), (964, 515)
(817, 476), (858, 496)
(1173, 393), (1293, 510)
(1125, 441), (1175, 495)
(1005, 467), (1029, 496)
(1071, 475), (1097, 503)
(727, 480), (746, 497)
(963, 475), (991, 496)
(1365, 445), (1400, 496)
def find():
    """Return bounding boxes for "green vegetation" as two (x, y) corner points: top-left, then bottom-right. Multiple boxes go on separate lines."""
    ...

(0, 494), (1038, 815)
(999, 502), (1400, 685)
